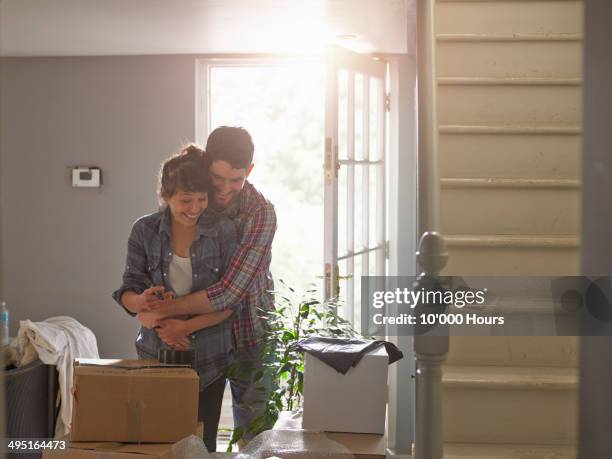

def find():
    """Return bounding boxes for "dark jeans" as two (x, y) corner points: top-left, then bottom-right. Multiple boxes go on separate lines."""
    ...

(198, 376), (226, 452)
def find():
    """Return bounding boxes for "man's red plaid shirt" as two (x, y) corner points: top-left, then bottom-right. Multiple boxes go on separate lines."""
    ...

(206, 181), (276, 350)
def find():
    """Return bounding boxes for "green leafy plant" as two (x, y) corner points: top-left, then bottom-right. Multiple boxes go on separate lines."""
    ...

(226, 281), (360, 451)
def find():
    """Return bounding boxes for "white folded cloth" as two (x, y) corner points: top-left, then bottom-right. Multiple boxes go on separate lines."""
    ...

(17, 316), (99, 438)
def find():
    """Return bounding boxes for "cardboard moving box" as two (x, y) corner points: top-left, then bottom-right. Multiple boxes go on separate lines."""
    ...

(70, 359), (199, 443)
(43, 433), (207, 459)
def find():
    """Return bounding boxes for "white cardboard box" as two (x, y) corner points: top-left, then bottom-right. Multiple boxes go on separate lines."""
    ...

(302, 346), (388, 434)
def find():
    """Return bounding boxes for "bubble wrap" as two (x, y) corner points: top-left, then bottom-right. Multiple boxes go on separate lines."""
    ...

(235, 430), (356, 459)
(170, 435), (211, 459)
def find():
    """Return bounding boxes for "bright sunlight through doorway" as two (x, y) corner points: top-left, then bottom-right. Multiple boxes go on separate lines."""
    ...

(206, 62), (326, 295)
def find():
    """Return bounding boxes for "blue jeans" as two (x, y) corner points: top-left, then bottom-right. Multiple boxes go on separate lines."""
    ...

(229, 341), (276, 440)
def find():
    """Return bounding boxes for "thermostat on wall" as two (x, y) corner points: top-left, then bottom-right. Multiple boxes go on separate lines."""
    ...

(72, 167), (101, 187)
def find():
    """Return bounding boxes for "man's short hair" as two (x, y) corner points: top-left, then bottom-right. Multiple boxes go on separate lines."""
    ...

(205, 126), (254, 170)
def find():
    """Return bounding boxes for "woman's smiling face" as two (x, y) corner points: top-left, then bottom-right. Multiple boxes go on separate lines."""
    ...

(164, 189), (208, 227)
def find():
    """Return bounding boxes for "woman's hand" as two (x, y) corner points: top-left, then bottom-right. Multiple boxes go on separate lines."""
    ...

(123, 286), (170, 313)
(139, 287), (174, 311)
(137, 310), (165, 329)
(156, 318), (191, 349)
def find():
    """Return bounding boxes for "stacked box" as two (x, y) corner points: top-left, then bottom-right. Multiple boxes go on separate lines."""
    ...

(44, 426), (205, 459)
(70, 358), (200, 443)
(53, 358), (204, 459)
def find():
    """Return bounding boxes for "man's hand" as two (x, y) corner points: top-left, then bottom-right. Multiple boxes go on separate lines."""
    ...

(121, 287), (172, 315)
(156, 319), (191, 350)
(137, 310), (165, 329)
(156, 318), (189, 343)
(141, 289), (213, 316)
(168, 338), (192, 351)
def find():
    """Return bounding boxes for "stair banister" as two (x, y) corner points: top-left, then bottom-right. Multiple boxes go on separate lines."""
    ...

(414, 0), (448, 458)
(414, 233), (448, 459)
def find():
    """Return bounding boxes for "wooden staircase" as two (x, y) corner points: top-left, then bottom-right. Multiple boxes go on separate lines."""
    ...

(435, 0), (582, 457)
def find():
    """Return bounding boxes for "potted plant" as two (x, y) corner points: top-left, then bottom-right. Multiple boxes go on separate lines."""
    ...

(226, 281), (360, 451)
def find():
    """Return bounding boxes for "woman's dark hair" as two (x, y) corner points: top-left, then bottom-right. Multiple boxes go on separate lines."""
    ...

(205, 126), (254, 169)
(158, 144), (211, 202)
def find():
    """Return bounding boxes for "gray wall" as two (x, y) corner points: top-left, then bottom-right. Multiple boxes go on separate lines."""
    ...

(0, 55), (196, 357)
(580, 0), (612, 457)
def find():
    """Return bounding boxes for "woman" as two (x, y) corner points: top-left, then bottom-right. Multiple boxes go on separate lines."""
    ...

(112, 145), (238, 452)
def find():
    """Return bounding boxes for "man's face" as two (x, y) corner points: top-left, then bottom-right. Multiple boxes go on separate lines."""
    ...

(209, 160), (251, 208)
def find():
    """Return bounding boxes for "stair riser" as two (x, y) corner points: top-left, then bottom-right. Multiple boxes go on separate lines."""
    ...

(440, 134), (581, 180)
(444, 442), (577, 458)
(439, 85), (581, 127)
(441, 188), (579, 235)
(437, 42), (582, 78)
(443, 246), (579, 276)
(446, 336), (579, 367)
(443, 387), (577, 445)
(436, 1), (582, 36)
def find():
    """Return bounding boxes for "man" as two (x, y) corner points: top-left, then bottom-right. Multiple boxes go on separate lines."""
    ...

(142, 126), (277, 442)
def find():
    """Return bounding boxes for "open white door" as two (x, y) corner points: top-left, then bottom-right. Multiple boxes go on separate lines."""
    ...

(323, 47), (388, 328)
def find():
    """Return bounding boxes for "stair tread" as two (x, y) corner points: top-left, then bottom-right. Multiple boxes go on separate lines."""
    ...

(441, 178), (580, 189)
(445, 234), (579, 248)
(440, 125), (582, 134)
(443, 365), (578, 389)
(438, 76), (582, 86)
(437, 33), (583, 42)
(445, 442), (576, 458)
